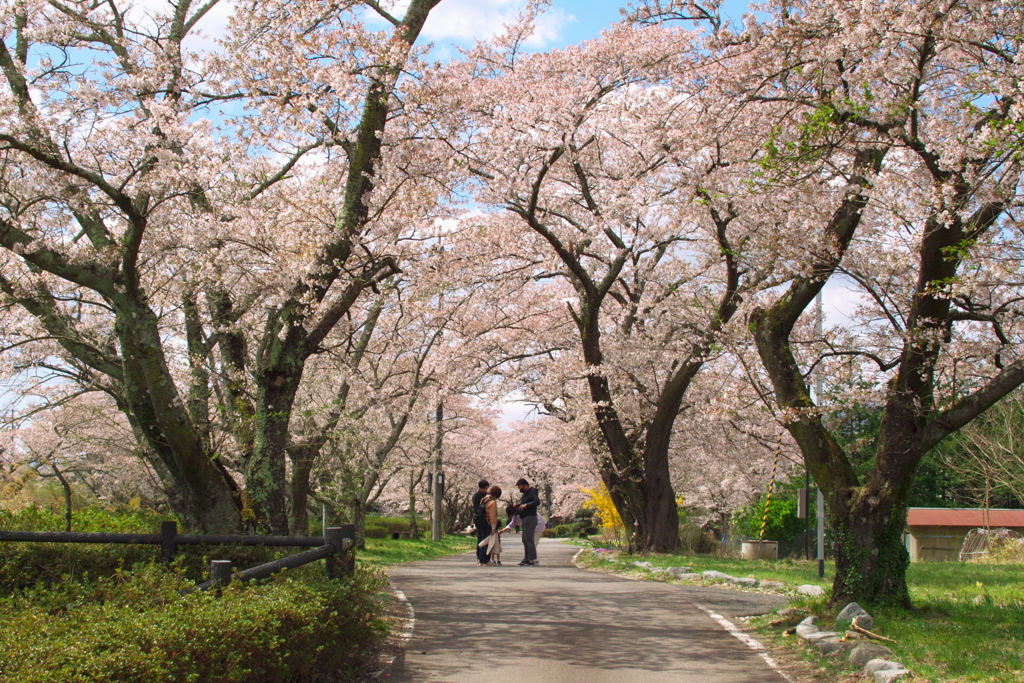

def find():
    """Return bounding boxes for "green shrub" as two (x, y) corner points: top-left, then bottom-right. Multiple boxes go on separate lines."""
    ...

(0, 506), (296, 590)
(364, 525), (388, 539)
(541, 529), (556, 538)
(0, 563), (386, 682)
(553, 524), (574, 538)
(366, 516), (413, 533)
(679, 521), (717, 554)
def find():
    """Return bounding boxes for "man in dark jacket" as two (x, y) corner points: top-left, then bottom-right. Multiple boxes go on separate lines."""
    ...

(515, 478), (540, 566)
(472, 479), (490, 565)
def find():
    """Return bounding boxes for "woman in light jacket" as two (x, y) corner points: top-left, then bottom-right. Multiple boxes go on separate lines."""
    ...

(481, 486), (502, 565)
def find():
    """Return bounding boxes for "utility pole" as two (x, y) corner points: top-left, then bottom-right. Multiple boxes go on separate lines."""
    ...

(815, 291), (826, 578)
(431, 402), (444, 541)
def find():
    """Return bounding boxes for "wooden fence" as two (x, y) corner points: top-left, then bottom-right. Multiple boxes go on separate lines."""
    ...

(0, 521), (356, 590)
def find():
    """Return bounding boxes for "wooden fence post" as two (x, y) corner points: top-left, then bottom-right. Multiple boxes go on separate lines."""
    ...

(161, 521), (178, 564)
(325, 525), (355, 579)
(210, 560), (233, 590)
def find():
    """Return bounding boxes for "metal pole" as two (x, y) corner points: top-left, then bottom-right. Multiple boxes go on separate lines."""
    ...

(817, 489), (825, 578)
(815, 290), (825, 578)
(804, 468), (810, 561)
(432, 402), (444, 541)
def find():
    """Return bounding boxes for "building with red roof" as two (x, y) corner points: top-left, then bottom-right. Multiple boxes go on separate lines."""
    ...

(905, 508), (1024, 561)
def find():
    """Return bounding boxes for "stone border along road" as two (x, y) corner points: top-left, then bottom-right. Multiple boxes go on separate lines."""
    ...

(385, 538), (794, 682)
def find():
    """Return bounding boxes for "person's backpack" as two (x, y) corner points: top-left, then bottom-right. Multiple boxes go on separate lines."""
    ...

(472, 496), (487, 524)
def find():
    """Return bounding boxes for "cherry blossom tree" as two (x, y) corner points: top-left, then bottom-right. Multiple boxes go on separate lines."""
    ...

(0, 0), (447, 531)
(445, 19), (779, 551)
(657, 0), (1024, 604)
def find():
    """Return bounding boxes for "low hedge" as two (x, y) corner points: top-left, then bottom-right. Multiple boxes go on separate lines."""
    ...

(0, 562), (386, 682)
(366, 517), (414, 534)
(364, 525), (389, 539)
(0, 506), (291, 589)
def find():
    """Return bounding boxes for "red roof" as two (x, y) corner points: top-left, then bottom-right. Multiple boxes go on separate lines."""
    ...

(907, 508), (1024, 528)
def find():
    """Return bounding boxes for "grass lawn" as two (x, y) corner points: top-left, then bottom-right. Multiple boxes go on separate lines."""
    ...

(357, 533), (477, 566)
(579, 549), (1024, 682)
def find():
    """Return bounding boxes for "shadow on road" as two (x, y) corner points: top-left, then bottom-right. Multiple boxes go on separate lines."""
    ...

(386, 539), (789, 683)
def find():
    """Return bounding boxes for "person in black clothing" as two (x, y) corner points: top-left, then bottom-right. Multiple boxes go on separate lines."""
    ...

(472, 479), (490, 565)
(515, 478), (540, 566)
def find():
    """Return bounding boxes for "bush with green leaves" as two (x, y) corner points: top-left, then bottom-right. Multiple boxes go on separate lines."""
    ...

(364, 525), (389, 539)
(732, 491), (812, 543)
(0, 506), (293, 589)
(0, 562), (386, 682)
(366, 517), (414, 534)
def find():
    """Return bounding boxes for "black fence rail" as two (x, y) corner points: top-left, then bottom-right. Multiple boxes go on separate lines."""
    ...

(0, 521), (356, 591)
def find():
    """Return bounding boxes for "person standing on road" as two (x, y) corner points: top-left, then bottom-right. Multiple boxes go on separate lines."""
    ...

(482, 486), (502, 565)
(515, 478), (541, 566)
(472, 479), (490, 565)
(500, 502), (545, 551)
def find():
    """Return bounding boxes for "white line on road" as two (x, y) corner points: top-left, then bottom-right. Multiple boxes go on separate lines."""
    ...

(696, 603), (795, 683)
(382, 586), (416, 667)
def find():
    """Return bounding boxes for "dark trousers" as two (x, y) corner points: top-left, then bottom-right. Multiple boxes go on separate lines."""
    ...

(476, 522), (492, 563)
(522, 514), (538, 562)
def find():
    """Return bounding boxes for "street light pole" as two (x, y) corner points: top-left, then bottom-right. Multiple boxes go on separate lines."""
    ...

(815, 291), (826, 578)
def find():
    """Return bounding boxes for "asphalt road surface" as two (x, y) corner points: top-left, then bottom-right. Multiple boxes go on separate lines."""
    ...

(386, 538), (790, 683)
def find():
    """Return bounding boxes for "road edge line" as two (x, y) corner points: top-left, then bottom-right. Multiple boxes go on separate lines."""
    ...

(382, 585), (416, 666)
(696, 603), (795, 683)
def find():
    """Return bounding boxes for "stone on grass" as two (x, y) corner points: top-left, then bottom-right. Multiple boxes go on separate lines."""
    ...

(835, 602), (875, 631)
(650, 567), (668, 574)
(816, 641), (856, 657)
(804, 631), (839, 643)
(849, 643), (895, 667)
(797, 584), (826, 597)
(632, 561), (653, 569)
(673, 573), (702, 581)
(864, 659), (904, 675)
(665, 566), (692, 577)
(729, 577), (757, 587)
(873, 669), (910, 683)
(759, 580), (785, 590)
(703, 570), (736, 582)
(795, 618), (820, 638)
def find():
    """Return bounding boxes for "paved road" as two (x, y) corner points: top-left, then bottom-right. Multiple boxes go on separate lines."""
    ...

(386, 538), (790, 683)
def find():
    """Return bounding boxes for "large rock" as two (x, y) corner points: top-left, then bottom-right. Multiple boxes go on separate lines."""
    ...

(874, 669), (910, 683)
(729, 577), (757, 587)
(759, 580), (785, 590)
(864, 659), (904, 675)
(632, 561), (653, 569)
(797, 584), (826, 597)
(672, 573), (702, 581)
(666, 566), (693, 577)
(835, 602), (875, 631)
(849, 643), (895, 667)
(804, 631), (839, 643)
(703, 570), (736, 582)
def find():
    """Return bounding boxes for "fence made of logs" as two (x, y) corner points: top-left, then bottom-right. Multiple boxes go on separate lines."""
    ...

(0, 521), (356, 590)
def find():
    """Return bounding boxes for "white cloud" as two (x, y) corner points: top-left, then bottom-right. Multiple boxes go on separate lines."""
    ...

(416, 0), (572, 47)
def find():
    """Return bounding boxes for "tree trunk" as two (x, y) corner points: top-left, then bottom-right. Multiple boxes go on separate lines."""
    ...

(352, 499), (367, 549)
(115, 298), (241, 533)
(288, 446), (316, 535)
(829, 488), (911, 607)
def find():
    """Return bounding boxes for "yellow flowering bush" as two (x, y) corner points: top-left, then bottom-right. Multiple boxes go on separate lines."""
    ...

(579, 483), (624, 535)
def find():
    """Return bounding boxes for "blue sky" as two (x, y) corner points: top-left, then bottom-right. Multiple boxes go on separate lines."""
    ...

(411, 0), (755, 53)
